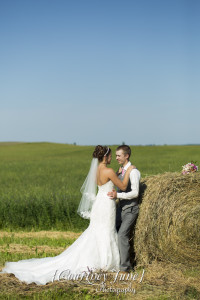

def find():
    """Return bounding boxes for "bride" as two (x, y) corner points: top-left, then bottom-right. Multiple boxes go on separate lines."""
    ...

(1, 145), (134, 285)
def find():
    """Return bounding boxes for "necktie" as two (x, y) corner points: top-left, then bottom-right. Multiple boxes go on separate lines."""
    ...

(121, 168), (125, 176)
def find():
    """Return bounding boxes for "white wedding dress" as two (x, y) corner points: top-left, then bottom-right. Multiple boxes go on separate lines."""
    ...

(1, 181), (120, 285)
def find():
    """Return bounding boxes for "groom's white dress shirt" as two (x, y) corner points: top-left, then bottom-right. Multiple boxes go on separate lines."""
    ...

(117, 161), (141, 200)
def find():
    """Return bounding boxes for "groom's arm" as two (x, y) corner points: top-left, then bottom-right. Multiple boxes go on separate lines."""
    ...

(117, 169), (140, 200)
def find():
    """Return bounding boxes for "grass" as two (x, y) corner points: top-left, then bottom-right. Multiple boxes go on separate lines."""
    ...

(0, 231), (81, 268)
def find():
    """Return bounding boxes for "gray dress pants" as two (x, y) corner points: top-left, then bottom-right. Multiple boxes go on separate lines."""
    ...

(116, 204), (139, 271)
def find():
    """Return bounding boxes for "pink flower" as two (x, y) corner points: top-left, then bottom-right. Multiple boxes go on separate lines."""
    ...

(182, 162), (198, 174)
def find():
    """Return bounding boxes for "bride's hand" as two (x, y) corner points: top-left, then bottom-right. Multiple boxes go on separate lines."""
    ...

(118, 167), (122, 174)
(127, 165), (136, 172)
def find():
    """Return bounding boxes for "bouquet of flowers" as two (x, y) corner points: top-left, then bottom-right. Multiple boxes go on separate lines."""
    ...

(182, 162), (198, 174)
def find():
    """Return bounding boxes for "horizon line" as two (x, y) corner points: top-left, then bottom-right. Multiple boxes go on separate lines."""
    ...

(0, 141), (200, 147)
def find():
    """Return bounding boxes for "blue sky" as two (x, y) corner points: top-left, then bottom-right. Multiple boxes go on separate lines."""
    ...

(0, 0), (199, 145)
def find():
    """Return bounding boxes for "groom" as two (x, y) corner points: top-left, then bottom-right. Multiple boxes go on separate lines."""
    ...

(108, 145), (140, 272)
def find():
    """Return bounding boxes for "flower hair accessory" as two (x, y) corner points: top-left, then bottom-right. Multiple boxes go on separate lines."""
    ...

(182, 162), (198, 175)
(104, 147), (110, 156)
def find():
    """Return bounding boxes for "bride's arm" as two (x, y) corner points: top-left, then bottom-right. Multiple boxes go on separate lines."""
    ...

(107, 166), (134, 191)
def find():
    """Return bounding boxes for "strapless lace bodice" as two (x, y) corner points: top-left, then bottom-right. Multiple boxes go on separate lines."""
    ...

(97, 180), (114, 193)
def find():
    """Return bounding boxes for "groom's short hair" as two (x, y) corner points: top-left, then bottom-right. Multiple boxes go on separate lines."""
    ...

(116, 145), (131, 160)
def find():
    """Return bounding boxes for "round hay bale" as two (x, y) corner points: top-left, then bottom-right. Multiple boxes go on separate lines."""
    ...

(134, 172), (200, 266)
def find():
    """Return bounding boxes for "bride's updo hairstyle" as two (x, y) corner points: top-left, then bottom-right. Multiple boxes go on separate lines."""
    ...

(93, 145), (111, 162)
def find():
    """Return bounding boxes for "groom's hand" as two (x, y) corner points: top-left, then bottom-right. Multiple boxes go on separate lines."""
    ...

(107, 189), (117, 199)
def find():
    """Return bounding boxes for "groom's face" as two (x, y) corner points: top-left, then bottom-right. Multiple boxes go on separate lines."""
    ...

(116, 150), (129, 166)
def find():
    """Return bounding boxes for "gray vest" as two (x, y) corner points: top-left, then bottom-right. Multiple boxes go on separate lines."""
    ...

(117, 172), (139, 210)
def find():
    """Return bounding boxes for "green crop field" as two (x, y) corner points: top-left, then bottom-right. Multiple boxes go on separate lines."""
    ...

(0, 142), (199, 299)
(0, 142), (199, 231)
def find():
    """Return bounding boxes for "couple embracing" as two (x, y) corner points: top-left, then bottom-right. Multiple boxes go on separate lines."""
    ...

(2, 145), (140, 285)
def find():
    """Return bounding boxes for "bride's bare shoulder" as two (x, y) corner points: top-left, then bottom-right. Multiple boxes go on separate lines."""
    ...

(98, 166), (115, 177)
(97, 166), (114, 185)
(105, 167), (116, 176)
